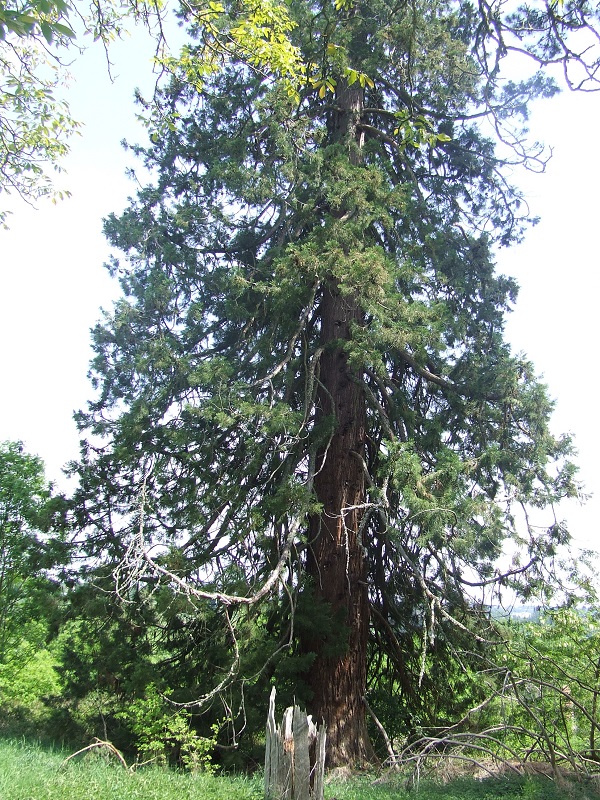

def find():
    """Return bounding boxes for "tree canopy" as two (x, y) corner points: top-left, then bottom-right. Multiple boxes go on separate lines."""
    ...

(4, 0), (599, 222)
(0, 0), (306, 223)
(0, 441), (67, 659)
(71, 0), (596, 767)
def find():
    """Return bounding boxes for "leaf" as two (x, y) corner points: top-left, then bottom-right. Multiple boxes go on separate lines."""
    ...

(40, 20), (54, 43)
(52, 22), (75, 38)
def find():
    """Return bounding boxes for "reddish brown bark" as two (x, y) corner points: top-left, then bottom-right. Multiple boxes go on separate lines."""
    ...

(305, 280), (372, 767)
(303, 75), (374, 768)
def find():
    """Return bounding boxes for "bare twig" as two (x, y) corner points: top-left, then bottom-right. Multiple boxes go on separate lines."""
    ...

(60, 738), (128, 769)
(363, 695), (400, 770)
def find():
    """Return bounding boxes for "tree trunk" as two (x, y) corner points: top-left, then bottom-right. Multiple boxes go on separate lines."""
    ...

(303, 76), (373, 767)
(300, 73), (373, 767)
(305, 277), (372, 767)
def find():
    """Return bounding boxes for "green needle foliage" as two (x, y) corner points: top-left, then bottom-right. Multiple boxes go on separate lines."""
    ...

(72, 0), (595, 766)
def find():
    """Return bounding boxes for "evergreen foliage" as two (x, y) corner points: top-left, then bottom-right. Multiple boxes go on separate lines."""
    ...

(71, 0), (596, 765)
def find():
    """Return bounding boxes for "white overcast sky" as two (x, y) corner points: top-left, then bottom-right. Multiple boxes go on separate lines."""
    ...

(0, 29), (599, 554)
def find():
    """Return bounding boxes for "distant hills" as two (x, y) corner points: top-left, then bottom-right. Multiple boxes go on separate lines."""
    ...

(489, 604), (540, 621)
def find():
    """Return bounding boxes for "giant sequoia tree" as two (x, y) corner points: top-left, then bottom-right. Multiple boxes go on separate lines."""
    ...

(73, 0), (596, 766)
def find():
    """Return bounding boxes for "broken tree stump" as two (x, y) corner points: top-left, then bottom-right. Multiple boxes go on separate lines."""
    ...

(264, 686), (326, 800)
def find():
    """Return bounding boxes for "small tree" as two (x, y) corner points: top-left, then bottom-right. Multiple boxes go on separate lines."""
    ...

(0, 441), (67, 704)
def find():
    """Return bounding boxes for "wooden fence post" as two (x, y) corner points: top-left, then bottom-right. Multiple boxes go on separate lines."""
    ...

(264, 686), (326, 800)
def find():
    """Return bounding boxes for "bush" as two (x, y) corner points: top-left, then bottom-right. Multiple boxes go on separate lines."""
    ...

(118, 684), (217, 771)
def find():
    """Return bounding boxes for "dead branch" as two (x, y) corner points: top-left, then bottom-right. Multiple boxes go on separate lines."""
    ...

(363, 695), (399, 770)
(60, 738), (128, 769)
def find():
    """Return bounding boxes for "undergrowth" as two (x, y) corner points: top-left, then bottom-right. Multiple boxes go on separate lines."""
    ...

(2, 738), (599, 800)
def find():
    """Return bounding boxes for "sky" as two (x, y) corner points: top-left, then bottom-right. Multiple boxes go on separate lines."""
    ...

(0, 28), (599, 555)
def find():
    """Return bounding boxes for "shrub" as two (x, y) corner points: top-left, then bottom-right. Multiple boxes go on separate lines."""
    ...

(118, 684), (217, 771)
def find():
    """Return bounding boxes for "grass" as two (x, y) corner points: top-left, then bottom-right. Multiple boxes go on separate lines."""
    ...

(2, 738), (599, 800)
(0, 739), (262, 800)
(327, 772), (597, 799)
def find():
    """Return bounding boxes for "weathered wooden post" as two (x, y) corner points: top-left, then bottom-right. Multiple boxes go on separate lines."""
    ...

(264, 686), (326, 800)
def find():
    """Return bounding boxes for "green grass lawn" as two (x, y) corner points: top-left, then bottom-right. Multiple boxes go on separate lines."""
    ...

(0, 739), (262, 800)
(1, 738), (597, 800)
